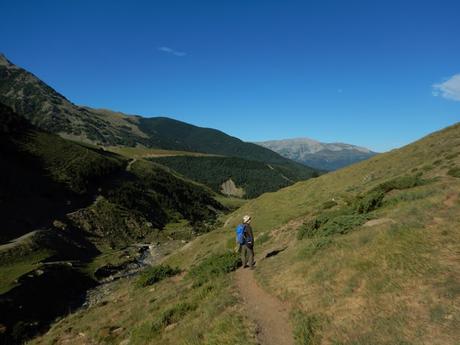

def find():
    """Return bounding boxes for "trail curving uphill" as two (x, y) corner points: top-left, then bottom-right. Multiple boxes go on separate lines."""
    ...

(235, 268), (294, 345)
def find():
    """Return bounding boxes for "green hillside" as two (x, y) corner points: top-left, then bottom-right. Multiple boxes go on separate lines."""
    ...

(137, 116), (318, 168)
(31, 122), (460, 345)
(151, 155), (317, 198)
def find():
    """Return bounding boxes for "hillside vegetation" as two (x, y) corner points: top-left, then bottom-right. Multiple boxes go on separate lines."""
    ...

(150, 155), (317, 198)
(32, 122), (460, 345)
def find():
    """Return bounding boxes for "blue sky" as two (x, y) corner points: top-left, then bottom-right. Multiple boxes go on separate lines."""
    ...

(1, 0), (459, 152)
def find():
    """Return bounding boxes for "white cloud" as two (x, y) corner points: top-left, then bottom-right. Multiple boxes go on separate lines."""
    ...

(432, 74), (460, 101)
(157, 46), (187, 57)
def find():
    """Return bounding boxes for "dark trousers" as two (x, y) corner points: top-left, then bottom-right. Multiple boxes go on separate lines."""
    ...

(241, 244), (254, 267)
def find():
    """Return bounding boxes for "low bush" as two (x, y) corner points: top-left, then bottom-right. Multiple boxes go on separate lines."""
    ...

(297, 175), (429, 241)
(137, 264), (180, 287)
(354, 190), (385, 214)
(297, 208), (354, 240)
(297, 219), (320, 240)
(374, 175), (428, 193)
(320, 214), (368, 236)
(188, 252), (241, 287)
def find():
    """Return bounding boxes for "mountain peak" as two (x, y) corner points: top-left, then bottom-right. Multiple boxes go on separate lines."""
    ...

(256, 137), (377, 171)
(0, 53), (20, 70)
(0, 52), (10, 65)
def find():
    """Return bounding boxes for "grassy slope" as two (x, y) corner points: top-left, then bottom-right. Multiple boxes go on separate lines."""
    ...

(106, 146), (219, 159)
(31, 123), (460, 345)
(231, 122), (460, 345)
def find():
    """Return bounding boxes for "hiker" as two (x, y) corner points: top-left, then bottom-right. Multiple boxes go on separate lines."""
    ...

(236, 215), (255, 269)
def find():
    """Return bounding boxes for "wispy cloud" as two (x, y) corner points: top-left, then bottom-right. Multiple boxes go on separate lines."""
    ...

(157, 46), (187, 57)
(432, 74), (460, 101)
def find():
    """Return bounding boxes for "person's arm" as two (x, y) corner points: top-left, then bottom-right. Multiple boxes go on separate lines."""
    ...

(247, 225), (254, 244)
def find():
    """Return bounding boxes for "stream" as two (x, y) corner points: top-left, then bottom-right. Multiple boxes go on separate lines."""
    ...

(0, 242), (165, 344)
(84, 243), (163, 308)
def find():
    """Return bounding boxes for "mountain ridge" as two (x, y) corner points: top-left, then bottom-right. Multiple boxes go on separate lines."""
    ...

(0, 54), (320, 183)
(256, 137), (378, 170)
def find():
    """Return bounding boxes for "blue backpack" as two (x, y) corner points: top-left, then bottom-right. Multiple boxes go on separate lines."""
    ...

(235, 224), (247, 244)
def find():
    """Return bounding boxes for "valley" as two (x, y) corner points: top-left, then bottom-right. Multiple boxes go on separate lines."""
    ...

(15, 121), (460, 345)
(0, 56), (459, 345)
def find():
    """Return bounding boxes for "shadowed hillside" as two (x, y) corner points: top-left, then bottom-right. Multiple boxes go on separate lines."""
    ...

(0, 103), (226, 344)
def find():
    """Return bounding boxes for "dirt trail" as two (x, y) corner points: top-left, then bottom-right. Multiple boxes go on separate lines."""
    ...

(126, 158), (137, 172)
(235, 268), (294, 345)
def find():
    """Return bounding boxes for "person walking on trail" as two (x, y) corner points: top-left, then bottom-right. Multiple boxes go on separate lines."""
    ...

(236, 215), (255, 269)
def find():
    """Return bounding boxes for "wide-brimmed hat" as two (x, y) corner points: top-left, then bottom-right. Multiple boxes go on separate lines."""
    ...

(243, 215), (251, 223)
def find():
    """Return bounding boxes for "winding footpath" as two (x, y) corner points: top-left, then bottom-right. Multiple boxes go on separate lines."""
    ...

(235, 268), (295, 345)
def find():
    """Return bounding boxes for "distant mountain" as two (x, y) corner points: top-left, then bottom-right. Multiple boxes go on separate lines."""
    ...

(256, 137), (378, 171)
(0, 53), (320, 190)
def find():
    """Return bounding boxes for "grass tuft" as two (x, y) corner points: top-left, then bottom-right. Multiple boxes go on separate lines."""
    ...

(152, 302), (197, 332)
(291, 309), (323, 345)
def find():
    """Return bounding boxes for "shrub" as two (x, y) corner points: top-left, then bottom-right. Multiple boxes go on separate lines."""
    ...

(188, 252), (241, 286)
(447, 167), (460, 178)
(374, 175), (428, 193)
(137, 264), (180, 287)
(297, 207), (367, 240)
(354, 190), (385, 214)
(320, 214), (368, 236)
(297, 207), (355, 240)
(297, 219), (321, 240)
